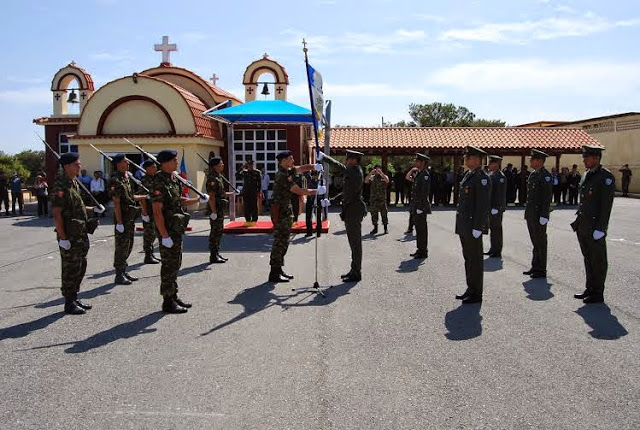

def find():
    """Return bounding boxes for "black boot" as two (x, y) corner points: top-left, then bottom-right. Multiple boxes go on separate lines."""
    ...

(383, 224), (388, 234)
(455, 290), (471, 300)
(75, 299), (92, 310)
(574, 290), (588, 299)
(217, 252), (228, 262)
(115, 269), (132, 285)
(64, 299), (85, 315)
(173, 294), (192, 309)
(162, 296), (188, 314)
(123, 269), (138, 282)
(280, 268), (294, 279)
(342, 272), (361, 283)
(210, 250), (226, 264)
(268, 267), (289, 283)
(370, 225), (378, 235)
(144, 252), (160, 264)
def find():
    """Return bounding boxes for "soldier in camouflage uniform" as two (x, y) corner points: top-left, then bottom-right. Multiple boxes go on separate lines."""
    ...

(485, 155), (507, 258)
(151, 150), (207, 313)
(268, 150), (322, 283)
(455, 146), (490, 304)
(571, 145), (615, 303)
(408, 153), (431, 259)
(140, 159), (160, 264)
(108, 154), (148, 285)
(51, 152), (104, 314)
(206, 156), (228, 264)
(364, 164), (389, 234)
(523, 149), (553, 279)
(237, 160), (262, 225)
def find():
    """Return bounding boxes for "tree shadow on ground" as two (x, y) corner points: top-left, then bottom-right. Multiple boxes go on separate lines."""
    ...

(397, 258), (425, 273)
(444, 303), (483, 341)
(0, 311), (65, 341)
(484, 257), (503, 272)
(575, 304), (629, 340)
(522, 279), (554, 301)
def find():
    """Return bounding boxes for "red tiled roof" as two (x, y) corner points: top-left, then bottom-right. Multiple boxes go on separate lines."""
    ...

(33, 116), (80, 125)
(329, 127), (602, 153)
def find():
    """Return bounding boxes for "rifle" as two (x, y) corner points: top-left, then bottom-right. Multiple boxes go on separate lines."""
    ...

(36, 133), (105, 210)
(195, 152), (240, 194)
(89, 144), (150, 193)
(125, 138), (208, 199)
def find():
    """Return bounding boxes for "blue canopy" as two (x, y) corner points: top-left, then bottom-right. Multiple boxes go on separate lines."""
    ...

(204, 100), (313, 124)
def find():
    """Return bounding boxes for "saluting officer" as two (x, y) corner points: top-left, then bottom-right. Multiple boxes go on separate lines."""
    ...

(571, 145), (615, 303)
(51, 152), (104, 314)
(206, 156), (228, 264)
(408, 153), (431, 259)
(140, 159), (160, 265)
(523, 149), (553, 279)
(237, 159), (262, 226)
(268, 150), (322, 283)
(455, 146), (490, 304)
(152, 150), (208, 314)
(485, 155), (507, 258)
(318, 149), (366, 283)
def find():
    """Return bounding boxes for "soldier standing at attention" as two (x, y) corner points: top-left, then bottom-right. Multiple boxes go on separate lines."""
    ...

(237, 160), (262, 226)
(364, 164), (389, 235)
(568, 164), (581, 205)
(318, 150), (366, 283)
(152, 150), (208, 313)
(268, 150), (322, 283)
(52, 152), (104, 314)
(619, 164), (632, 197)
(140, 159), (160, 265)
(206, 156), (228, 264)
(523, 149), (553, 279)
(455, 146), (490, 304)
(408, 153), (431, 259)
(571, 145), (615, 303)
(109, 154), (148, 285)
(485, 155), (507, 258)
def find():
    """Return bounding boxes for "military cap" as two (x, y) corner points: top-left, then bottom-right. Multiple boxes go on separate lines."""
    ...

(141, 159), (155, 169)
(582, 145), (605, 157)
(111, 153), (126, 164)
(156, 149), (178, 163)
(488, 155), (503, 162)
(530, 149), (549, 160)
(464, 146), (487, 157)
(59, 152), (79, 166)
(209, 156), (222, 166)
(346, 149), (364, 159)
(415, 153), (430, 161)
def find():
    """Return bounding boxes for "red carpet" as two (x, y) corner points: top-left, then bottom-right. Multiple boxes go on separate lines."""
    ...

(223, 220), (330, 234)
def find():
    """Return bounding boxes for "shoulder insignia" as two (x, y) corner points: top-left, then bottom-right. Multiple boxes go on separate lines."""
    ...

(500, 178), (505, 183)
(153, 190), (161, 196)
(481, 178), (488, 186)
(424, 175), (428, 180)
(605, 178), (613, 186)
(56, 190), (64, 197)
(545, 176), (551, 182)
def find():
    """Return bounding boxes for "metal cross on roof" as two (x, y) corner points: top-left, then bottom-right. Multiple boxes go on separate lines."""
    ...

(154, 36), (178, 64)
(210, 74), (219, 86)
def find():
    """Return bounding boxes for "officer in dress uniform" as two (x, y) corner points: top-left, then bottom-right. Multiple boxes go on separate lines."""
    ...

(408, 153), (431, 259)
(237, 159), (262, 226)
(151, 150), (208, 314)
(523, 149), (553, 279)
(268, 150), (322, 283)
(318, 149), (366, 283)
(571, 145), (615, 303)
(206, 156), (228, 264)
(485, 155), (507, 258)
(140, 159), (160, 264)
(455, 146), (490, 304)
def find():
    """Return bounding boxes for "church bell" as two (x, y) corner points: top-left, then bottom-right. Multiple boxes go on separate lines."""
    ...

(67, 90), (79, 104)
(260, 83), (270, 96)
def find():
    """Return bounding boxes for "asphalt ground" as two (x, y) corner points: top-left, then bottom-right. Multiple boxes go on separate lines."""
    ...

(0, 198), (638, 429)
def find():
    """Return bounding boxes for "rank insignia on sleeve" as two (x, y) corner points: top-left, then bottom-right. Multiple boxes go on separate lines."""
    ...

(605, 178), (613, 186)
(56, 190), (64, 197)
(481, 179), (488, 186)
(545, 176), (551, 182)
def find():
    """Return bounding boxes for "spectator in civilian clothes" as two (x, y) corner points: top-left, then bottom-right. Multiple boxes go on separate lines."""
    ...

(10, 172), (23, 216)
(90, 171), (107, 217)
(35, 173), (49, 217)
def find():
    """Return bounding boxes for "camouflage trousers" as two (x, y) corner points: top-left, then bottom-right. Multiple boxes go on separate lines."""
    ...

(142, 218), (157, 253)
(113, 220), (135, 270)
(269, 218), (292, 267)
(209, 217), (224, 251)
(159, 234), (183, 297)
(59, 234), (90, 299)
(369, 201), (388, 226)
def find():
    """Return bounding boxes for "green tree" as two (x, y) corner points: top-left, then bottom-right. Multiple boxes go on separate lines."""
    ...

(15, 150), (45, 183)
(0, 152), (30, 182)
(408, 102), (505, 127)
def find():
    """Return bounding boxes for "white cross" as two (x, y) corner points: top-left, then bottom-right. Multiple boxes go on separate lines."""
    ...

(210, 74), (219, 86)
(154, 36), (177, 64)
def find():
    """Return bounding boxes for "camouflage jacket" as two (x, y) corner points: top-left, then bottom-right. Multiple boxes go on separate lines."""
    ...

(271, 167), (295, 225)
(205, 170), (226, 216)
(368, 174), (387, 208)
(51, 173), (88, 240)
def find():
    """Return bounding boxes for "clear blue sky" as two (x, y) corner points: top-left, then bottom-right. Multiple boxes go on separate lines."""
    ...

(1, 0), (639, 154)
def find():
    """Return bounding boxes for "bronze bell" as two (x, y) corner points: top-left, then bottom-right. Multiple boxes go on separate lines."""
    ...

(261, 83), (270, 96)
(67, 90), (79, 104)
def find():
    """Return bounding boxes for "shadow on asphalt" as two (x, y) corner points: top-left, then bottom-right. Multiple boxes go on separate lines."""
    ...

(34, 281), (122, 310)
(444, 303), (483, 340)
(332, 229), (347, 236)
(183, 234), (272, 254)
(484, 257), (503, 272)
(575, 304), (629, 340)
(397, 258), (425, 273)
(88, 262), (144, 280)
(0, 311), (65, 341)
(522, 279), (554, 301)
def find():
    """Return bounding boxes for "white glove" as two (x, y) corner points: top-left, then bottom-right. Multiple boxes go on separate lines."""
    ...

(593, 230), (605, 240)
(321, 198), (330, 208)
(93, 204), (106, 214)
(316, 151), (325, 161)
(472, 229), (482, 239)
(141, 215), (150, 223)
(314, 163), (324, 172)
(416, 209), (424, 214)
(491, 208), (498, 215)
(161, 237), (174, 248)
(199, 195), (210, 204)
(317, 185), (327, 195)
(539, 217), (548, 226)
(58, 239), (71, 250)
(210, 213), (218, 221)
(115, 224), (125, 233)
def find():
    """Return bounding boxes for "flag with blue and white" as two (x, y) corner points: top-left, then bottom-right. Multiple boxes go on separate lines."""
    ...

(306, 63), (324, 142)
